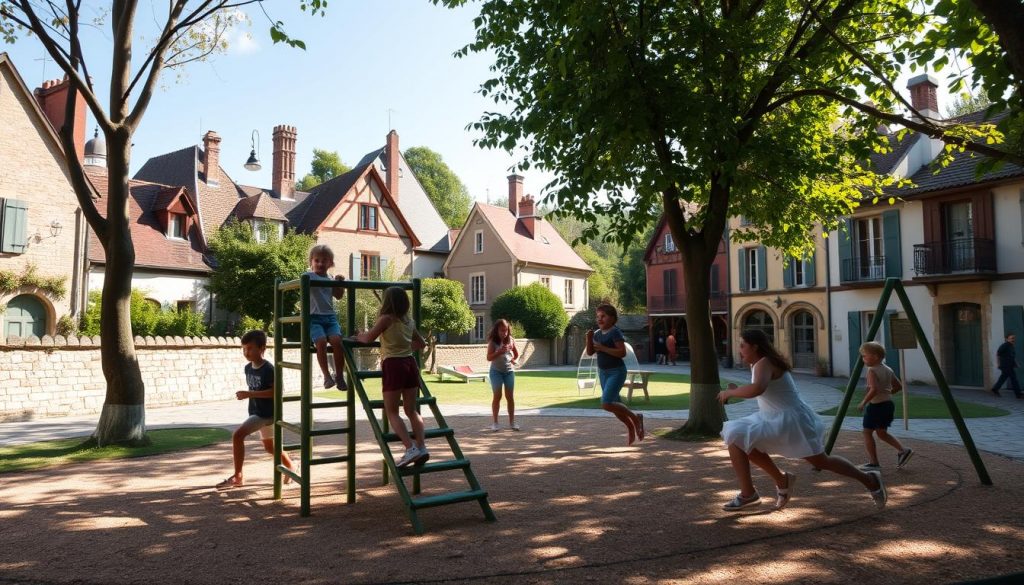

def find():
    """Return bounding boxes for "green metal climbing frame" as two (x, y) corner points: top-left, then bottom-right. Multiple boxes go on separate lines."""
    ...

(271, 275), (496, 533)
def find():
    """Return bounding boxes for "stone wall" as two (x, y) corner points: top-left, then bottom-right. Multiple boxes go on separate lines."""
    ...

(0, 335), (553, 421)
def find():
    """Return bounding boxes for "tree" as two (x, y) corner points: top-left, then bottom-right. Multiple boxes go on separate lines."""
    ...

(206, 220), (315, 325)
(946, 93), (994, 119)
(438, 0), (902, 435)
(419, 278), (474, 372)
(296, 148), (351, 191)
(0, 1), (324, 445)
(404, 146), (473, 228)
(490, 284), (569, 339)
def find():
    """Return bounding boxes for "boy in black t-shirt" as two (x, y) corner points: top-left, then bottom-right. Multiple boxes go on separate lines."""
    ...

(216, 330), (294, 489)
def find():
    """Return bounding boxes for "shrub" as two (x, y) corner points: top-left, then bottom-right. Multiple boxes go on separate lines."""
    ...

(238, 315), (269, 335)
(79, 290), (207, 337)
(509, 321), (527, 339)
(56, 315), (77, 336)
(490, 283), (569, 339)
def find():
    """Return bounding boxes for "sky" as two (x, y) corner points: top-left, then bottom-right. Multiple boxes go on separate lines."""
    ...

(1, 1), (552, 205)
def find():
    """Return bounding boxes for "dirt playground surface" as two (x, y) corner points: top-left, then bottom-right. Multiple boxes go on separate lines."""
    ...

(1, 415), (1023, 585)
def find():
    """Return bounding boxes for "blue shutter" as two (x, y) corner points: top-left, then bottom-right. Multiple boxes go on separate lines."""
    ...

(1003, 306), (1024, 380)
(350, 253), (361, 281)
(882, 210), (902, 278)
(737, 249), (747, 292)
(839, 218), (853, 282)
(756, 247), (767, 290)
(883, 310), (900, 375)
(848, 311), (862, 375)
(805, 250), (816, 286)
(783, 258), (794, 288)
(379, 256), (389, 279)
(1, 199), (29, 254)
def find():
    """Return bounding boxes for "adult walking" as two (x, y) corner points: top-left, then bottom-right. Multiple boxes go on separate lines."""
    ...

(666, 333), (678, 366)
(991, 333), (1021, 399)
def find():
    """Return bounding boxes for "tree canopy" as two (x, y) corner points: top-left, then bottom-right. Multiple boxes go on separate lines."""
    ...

(490, 283), (569, 339)
(419, 278), (475, 371)
(297, 148), (351, 191)
(404, 146), (474, 228)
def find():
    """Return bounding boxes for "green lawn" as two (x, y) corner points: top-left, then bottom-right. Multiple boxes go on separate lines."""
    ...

(319, 370), (698, 410)
(818, 389), (1010, 419)
(0, 427), (231, 474)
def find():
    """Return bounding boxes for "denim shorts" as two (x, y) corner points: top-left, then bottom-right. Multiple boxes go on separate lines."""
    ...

(489, 369), (515, 393)
(309, 313), (341, 343)
(598, 365), (627, 404)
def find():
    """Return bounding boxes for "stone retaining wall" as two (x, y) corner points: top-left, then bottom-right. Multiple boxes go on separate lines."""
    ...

(0, 336), (553, 421)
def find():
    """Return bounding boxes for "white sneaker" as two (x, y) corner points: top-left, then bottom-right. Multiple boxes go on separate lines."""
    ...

(395, 447), (419, 468)
(489, 423), (501, 432)
(510, 422), (521, 431)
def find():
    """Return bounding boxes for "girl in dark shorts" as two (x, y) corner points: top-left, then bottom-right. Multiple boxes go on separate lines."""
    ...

(354, 287), (428, 467)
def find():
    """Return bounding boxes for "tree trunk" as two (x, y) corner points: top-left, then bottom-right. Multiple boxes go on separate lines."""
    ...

(679, 244), (727, 435)
(92, 134), (146, 446)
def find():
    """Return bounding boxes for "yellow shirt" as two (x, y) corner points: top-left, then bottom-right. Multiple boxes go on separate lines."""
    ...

(380, 316), (415, 360)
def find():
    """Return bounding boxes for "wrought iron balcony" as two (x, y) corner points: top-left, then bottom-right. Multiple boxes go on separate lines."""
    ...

(840, 255), (886, 283)
(913, 238), (996, 276)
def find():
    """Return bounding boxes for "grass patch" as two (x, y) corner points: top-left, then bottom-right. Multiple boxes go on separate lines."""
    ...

(320, 370), (699, 410)
(819, 389), (1010, 419)
(0, 427), (231, 474)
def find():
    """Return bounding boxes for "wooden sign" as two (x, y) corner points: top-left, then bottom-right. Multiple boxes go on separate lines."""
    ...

(890, 318), (917, 350)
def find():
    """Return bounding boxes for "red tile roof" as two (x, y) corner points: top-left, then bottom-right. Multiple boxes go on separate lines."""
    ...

(474, 203), (592, 272)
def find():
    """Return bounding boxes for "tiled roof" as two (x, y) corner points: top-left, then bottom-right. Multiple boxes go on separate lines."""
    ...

(85, 167), (208, 272)
(236, 184), (309, 217)
(898, 151), (1024, 196)
(474, 203), (592, 273)
(867, 132), (920, 175)
(231, 192), (287, 222)
(287, 165), (364, 233)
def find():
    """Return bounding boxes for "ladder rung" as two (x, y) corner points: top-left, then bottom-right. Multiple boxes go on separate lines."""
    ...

(341, 341), (381, 348)
(397, 458), (470, 477)
(311, 400), (349, 409)
(277, 421), (301, 434)
(357, 371), (383, 379)
(278, 316), (303, 324)
(277, 341), (305, 349)
(382, 427), (452, 442)
(310, 455), (351, 466)
(368, 396), (435, 409)
(279, 361), (303, 370)
(282, 395), (301, 402)
(278, 466), (302, 484)
(310, 427), (350, 437)
(283, 443), (302, 451)
(410, 489), (488, 510)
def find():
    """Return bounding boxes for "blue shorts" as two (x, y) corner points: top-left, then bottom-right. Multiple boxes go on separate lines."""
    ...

(598, 366), (627, 404)
(489, 369), (515, 393)
(863, 401), (895, 429)
(310, 313), (341, 343)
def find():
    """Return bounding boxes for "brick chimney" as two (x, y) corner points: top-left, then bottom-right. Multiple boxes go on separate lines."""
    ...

(202, 131), (221, 185)
(518, 195), (537, 238)
(272, 125), (297, 199)
(385, 130), (400, 203)
(507, 174), (524, 217)
(34, 76), (87, 162)
(907, 73), (940, 119)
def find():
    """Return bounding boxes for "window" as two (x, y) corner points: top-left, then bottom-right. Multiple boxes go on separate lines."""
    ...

(540, 276), (551, 289)
(473, 314), (486, 342)
(251, 219), (282, 243)
(176, 300), (196, 312)
(0, 198), (28, 254)
(791, 310), (816, 369)
(470, 273), (486, 304)
(664, 233), (676, 253)
(747, 250), (758, 290)
(711, 265), (720, 294)
(739, 216), (752, 226)
(359, 204), (378, 231)
(361, 254), (381, 279)
(785, 256), (814, 288)
(744, 310), (774, 343)
(855, 217), (884, 279)
(737, 247), (765, 291)
(168, 213), (186, 239)
(564, 280), (575, 306)
(474, 230), (484, 254)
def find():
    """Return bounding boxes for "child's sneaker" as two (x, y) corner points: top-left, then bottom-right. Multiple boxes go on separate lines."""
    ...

(867, 470), (887, 509)
(896, 448), (914, 469)
(323, 375), (336, 389)
(413, 447), (430, 465)
(489, 423), (501, 432)
(395, 447), (420, 468)
(722, 491), (761, 511)
(510, 422), (521, 431)
(858, 462), (881, 471)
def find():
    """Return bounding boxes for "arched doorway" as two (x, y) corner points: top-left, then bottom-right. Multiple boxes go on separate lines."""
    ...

(4, 294), (47, 338)
(744, 310), (774, 343)
(791, 310), (816, 370)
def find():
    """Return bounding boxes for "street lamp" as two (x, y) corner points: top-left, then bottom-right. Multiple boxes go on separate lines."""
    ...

(244, 129), (261, 171)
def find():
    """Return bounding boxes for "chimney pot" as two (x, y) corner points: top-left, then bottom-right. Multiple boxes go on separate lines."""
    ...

(386, 130), (400, 203)
(907, 73), (940, 117)
(202, 130), (221, 184)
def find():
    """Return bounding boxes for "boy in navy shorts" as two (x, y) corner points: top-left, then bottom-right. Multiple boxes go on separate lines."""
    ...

(857, 342), (913, 471)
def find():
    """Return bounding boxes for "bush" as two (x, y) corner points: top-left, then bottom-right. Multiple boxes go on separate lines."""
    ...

(79, 290), (208, 337)
(490, 283), (569, 339)
(56, 315), (77, 336)
(238, 315), (269, 335)
(509, 321), (527, 339)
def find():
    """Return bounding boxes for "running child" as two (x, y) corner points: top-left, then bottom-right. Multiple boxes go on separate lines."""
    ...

(486, 319), (520, 431)
(305, 244), (346, 389)
(586, 303), (644, 445)
(857, 341), (913, 470)
(216, 330), (295, 489)
(354, 287), (429, 467)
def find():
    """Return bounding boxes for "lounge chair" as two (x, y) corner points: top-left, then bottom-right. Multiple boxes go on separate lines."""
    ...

(437, 365), (488, 382)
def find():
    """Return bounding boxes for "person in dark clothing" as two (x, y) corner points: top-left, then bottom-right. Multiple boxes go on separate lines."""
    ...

(991, 333), (1021, 399)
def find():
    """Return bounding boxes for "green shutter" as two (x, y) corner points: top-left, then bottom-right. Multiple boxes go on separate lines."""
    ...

(0, 199), (29, 254)
(783, 258), (794, 288)
(848, 311), (862, 375)
(882, 209), (902, 278)
(737, 249), (747, 292)
(839, 218), (853, 282)
(350, 253), (361, 281)
(805, 251), (816, 286)
(756, 247), (767, 290)
(1004, 306), (1024, 379)
(883, 310), (900, 375)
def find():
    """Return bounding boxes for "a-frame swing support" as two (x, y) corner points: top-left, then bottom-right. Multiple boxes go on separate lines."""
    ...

(824, 277), (992, 485)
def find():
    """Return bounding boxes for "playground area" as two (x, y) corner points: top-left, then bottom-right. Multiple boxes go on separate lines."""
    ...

(2, 415), (1024, 585)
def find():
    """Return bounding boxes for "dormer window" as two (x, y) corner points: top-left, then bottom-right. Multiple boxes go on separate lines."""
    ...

(251, 219), (285, 243)
(359, 204), (378, 231)
(664, 233), (676, 252)
(168, 213), (186, 239)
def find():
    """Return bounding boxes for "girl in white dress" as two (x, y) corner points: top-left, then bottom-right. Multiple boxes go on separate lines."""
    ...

(717, 330), (887, 512)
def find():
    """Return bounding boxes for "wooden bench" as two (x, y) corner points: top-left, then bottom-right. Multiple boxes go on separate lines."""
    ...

(624, 370), (654, 404)
(437, 365), (488, 383)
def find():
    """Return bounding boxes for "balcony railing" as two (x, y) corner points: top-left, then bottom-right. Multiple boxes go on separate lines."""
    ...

(840, 255), (886, 283)
(913, 238), (996, 276)
(648, 291), (727, 312)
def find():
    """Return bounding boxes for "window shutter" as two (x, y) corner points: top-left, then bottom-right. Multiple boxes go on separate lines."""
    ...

(783, 259), (794, 288)
(848, 311), (862, 375)
(350, 253), (361, 281)
(838, 218), (853, 282)
(756, 247), (767, 290)
(882, 209), (902, 278)
(737, 249), (747, 292)
(883, 310), (900, 375)
(379, 257), (389, 279)
(805, 250), (816, 286)
(1, 199), (29, 254)
(1003, 306), (1024, 379)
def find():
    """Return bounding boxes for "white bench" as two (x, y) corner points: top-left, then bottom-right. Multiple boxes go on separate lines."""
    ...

(437, 365), (488, 382)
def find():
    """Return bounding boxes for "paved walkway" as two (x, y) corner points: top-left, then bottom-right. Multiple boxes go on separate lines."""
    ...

(4, 363), (1022, 461)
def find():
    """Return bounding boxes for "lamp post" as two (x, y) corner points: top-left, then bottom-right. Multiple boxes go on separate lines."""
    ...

(244, 129), (261, 171)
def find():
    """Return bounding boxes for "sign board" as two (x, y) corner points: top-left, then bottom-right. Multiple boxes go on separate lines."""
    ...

(890, 318), (917, 350)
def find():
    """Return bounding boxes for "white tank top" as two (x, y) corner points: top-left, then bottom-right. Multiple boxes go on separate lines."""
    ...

(868, 364), (895, 404)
